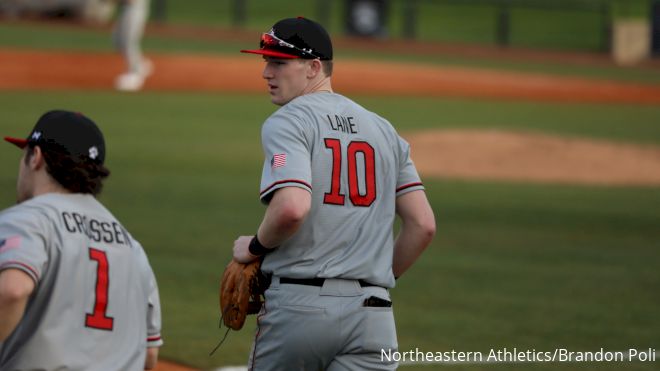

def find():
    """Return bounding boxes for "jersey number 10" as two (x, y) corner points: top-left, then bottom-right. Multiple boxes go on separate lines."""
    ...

(324, 138), (376, 207)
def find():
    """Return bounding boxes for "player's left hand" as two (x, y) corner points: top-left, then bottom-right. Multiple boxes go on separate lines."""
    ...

(233, 236), (258, 263)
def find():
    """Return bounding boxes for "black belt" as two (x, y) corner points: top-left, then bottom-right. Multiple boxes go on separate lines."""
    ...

(279, 277), (379, 288)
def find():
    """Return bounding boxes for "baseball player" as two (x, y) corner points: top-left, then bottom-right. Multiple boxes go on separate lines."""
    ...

(114, 0), (152, 91)
(0, 110), (163, 370)
(234, 17), (436, 370)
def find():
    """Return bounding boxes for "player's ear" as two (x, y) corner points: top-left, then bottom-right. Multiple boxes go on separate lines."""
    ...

(28, 146), (47, 171)
(306, 59), (322, 79)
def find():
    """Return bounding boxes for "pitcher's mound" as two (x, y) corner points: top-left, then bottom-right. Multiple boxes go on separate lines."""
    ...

(405, 129), (660, 186)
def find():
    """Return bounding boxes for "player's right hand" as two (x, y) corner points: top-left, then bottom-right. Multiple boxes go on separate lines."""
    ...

(233, 235), (259, 263)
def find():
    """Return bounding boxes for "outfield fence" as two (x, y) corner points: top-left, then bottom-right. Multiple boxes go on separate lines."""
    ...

(149, 0), (617, 52)
(394, 0), (612, 51)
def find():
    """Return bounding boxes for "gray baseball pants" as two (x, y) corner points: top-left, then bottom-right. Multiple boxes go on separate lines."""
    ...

(113, 0), (149, 73)
(248, 277), (398, 370)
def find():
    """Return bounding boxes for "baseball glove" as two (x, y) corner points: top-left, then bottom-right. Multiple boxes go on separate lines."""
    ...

(220, 258), (268, 331)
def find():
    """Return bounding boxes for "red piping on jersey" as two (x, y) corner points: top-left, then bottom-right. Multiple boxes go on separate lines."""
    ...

(396, 182), (424, 193)
(147, 335), (162, 342)
(0, 261), (39, 281)
(249, 305), (267, 371)
(260, 179), (312, 196)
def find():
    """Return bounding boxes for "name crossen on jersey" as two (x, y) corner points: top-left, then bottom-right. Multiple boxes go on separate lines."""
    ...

(61, 211), (133, 247)
(327, 114), (358, 134)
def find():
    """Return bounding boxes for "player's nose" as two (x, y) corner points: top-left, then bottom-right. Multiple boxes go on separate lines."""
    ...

(262, 64), (274, 79)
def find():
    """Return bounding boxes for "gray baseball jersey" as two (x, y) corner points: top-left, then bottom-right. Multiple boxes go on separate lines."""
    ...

(259, 92), (424, 288)
(0, 193), (162, 370)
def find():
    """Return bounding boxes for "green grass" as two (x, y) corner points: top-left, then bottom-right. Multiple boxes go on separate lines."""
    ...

(612, 0), (651, 19)
(510, 7), (609, 51)
(388, 1), (610, 51)
(0, 21), (248, 54)
(396, 180), (660, 371)
(160, 0), (232, 25)
(0, 91), (658, 369)
(2, 92), (660, 145)
(389, 2), (500, 44)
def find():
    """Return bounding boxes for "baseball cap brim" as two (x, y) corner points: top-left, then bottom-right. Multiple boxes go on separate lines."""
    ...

(240, 49), (301, 59)
(4, 136), (28, 149)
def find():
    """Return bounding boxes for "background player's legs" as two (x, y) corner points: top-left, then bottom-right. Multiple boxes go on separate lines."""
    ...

(124, 0), (149, 74)
(114, 0), (151, 91)
(112, 6), (127, 53)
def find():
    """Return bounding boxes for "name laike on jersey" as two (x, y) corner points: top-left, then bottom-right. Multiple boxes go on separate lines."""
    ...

(61, 211), (133, 247)
(326, 114), (358, 134)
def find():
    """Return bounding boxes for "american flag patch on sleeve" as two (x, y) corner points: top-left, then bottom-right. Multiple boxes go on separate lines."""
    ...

(0, 236), (22, 253)
(271, 153), (287, 169)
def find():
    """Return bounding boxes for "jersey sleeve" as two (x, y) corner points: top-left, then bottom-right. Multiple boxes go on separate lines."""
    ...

(259, 112), (313, 203)
(395, 136), (425, 197)
(0, 207), (49, 284)
(146, 269), (163, 348)
(135, 243), (163, 348)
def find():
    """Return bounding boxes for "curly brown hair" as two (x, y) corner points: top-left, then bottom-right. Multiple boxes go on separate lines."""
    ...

(27, 144), (110, 196)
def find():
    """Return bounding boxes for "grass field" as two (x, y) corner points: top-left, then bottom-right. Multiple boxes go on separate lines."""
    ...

(0, 91), (658, 370)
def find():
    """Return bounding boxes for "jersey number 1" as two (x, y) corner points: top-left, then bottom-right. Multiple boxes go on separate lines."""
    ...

(324, 138), (376, 207)
(86, 247), (114, 331)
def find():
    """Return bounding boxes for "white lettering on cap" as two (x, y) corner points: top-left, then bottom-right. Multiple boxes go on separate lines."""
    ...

(89, 146), (99, 160)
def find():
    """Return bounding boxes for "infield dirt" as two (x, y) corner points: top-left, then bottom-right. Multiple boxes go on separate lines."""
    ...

(3, 48), (660, 104)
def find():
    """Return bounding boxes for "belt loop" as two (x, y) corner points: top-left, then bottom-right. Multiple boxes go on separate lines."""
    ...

(270, 276), (281, 289)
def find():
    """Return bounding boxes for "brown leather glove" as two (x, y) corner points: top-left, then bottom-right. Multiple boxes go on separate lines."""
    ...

(220, 259), (267, 330)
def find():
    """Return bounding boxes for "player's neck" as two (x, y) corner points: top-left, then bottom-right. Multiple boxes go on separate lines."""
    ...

(305, 76), (333, 96)
(32, 173), (72, 198)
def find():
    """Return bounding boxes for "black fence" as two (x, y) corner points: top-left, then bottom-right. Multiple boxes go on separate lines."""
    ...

(149, 0), (625, 52)
(653, 0), (660, 55)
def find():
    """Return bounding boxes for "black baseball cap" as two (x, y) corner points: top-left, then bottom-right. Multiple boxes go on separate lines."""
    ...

(4, 110), (106, 164)
(241, 17), (333, 60)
